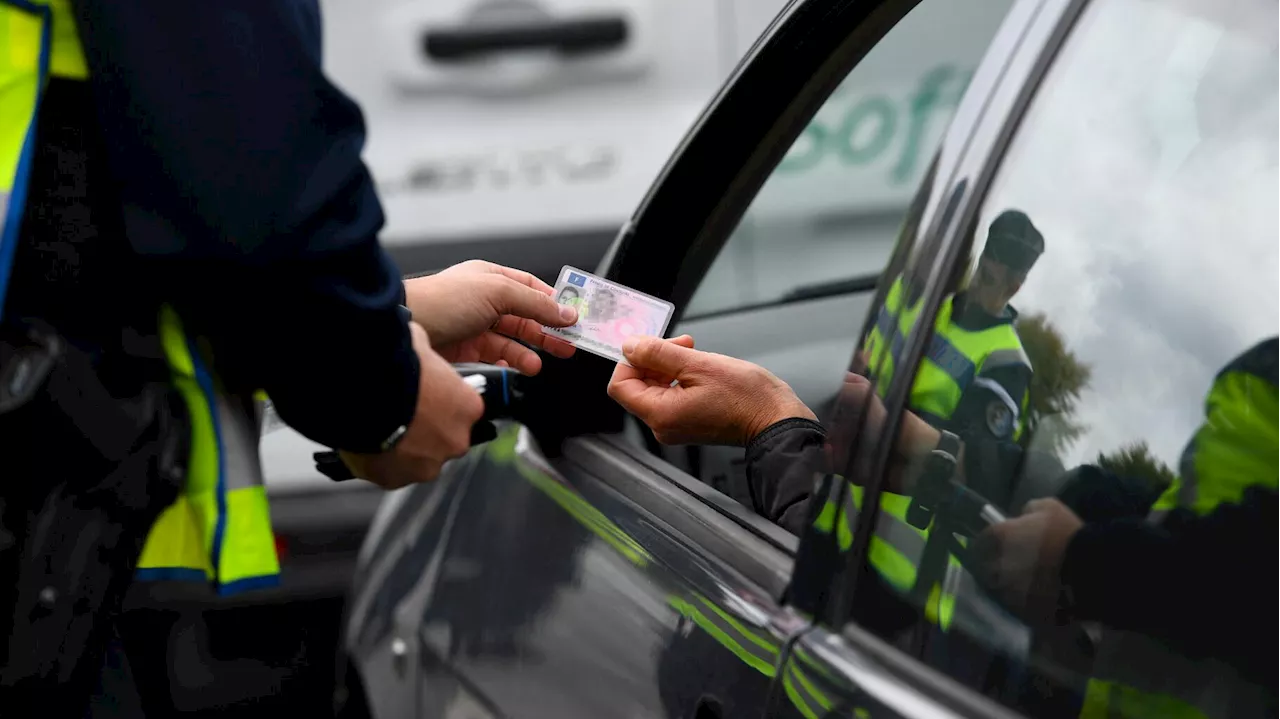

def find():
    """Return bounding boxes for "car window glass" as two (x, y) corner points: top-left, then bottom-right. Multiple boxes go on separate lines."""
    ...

(843, 0), (1278, 717)
(684, 0), (1015, 318)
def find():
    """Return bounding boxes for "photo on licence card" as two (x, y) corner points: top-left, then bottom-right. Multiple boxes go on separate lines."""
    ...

(541, 266), (675, 365)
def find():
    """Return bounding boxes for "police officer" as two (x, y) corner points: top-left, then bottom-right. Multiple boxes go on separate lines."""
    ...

(977, 338), (1278, 719)
(0, 1), (576, 714)
(824, 208), (1046, 628)
(864, 208), (1045, 447)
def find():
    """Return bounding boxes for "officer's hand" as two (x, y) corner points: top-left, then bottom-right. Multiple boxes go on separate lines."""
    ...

(972, 498), (1083, 624)
(608, 335), (816, 447)
(404, 260), (577, 375)
(340, 323), (485, 489)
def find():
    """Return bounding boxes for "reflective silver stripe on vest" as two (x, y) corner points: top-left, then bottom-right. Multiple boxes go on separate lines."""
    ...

(843, 491), (927, 563)
(1089, 630), (1275, 719)
(212, 389), (266, 492)
(844, 490), (1034, 652)
(982, 347), (1031, 372)
(972, 376), (1021, 422)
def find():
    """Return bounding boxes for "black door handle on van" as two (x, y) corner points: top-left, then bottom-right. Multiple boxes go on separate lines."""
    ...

(423, 16), (628, 62)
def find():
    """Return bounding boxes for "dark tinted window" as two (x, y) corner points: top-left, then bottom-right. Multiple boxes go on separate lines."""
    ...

(844, 0), (1278, 716)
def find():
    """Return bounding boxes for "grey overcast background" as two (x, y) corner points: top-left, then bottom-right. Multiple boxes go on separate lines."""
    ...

(978, 0), (1279, 469)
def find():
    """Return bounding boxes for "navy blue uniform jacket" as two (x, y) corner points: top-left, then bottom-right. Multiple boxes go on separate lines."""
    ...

(30, 1), (419, 452)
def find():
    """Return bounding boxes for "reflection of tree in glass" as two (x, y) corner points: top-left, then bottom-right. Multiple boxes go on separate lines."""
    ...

(1096, 440), (1176, 498)
(1015, 312), (1093, 455)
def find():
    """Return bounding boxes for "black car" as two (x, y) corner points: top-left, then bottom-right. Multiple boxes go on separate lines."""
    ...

(339, 0), (1279, 717)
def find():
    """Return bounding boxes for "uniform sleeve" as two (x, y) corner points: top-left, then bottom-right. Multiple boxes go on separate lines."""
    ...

(950, 363), (1031, 441)
(69, 1), (418, 452)
(743, 419), (828, 535)
(1060, 486), (1278, 684)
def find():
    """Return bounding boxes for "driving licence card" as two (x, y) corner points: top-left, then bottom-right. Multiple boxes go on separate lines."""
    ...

(542, 266), (675, 365)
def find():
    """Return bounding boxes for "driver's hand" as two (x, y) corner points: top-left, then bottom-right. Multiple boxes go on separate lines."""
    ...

(607, 335), (816, 447)
(341, 323), (485, 489)
(403, 260), (578, 375)
(973, 498), (1083, 624)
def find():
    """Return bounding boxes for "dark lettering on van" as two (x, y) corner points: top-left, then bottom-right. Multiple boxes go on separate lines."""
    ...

(379, 146), (618, 196)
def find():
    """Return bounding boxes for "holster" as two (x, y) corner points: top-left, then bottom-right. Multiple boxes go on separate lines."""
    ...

(0, 319), (190, 715)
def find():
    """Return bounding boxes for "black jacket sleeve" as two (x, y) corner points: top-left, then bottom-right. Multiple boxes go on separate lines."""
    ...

(744, 419), (828, 535)
(1060, 486), (1278, 684)
(1054, 464), (1162, 523)
(70, 1), (417, 452)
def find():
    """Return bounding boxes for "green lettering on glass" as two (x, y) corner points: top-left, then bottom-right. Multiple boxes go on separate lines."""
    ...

(776, 63), (974, 185)
(838, 96), (897, 164)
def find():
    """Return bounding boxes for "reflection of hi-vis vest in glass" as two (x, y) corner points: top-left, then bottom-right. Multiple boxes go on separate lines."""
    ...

(1080, 340), (1278, 719)
(819, 276), (1032, 629)
(1, 1), (278, 594)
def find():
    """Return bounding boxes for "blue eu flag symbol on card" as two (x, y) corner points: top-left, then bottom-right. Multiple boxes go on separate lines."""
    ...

(567, 272), (588, 288)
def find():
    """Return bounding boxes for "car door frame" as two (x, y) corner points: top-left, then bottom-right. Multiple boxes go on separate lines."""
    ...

(822, 0), (1090, 629)
(775, 0), (1096, 716)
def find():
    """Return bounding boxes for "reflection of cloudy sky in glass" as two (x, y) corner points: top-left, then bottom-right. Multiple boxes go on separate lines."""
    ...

(974, 0), (1278, 467)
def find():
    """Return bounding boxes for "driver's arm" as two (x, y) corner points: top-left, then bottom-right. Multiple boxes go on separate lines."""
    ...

(744, 419), (828, 535)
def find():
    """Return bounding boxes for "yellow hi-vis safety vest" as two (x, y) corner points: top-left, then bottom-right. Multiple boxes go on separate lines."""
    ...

(865, 276), (1031, 436)
(823, 275), (1032, 629)
(1079, 340), (1278, 719)
(0, 0), (279, 595)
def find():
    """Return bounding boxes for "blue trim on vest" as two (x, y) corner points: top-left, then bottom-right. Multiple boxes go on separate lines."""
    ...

(133, 569), (279, 596)
(877, 301), (979, 389)
(135, 567), (209, 583)
(0, 0), (52, 321)
(925, 332), (977, 388)
(2, 0), (51, 13)
(217, 574), (280, 597)
(187, 341), (229, 589)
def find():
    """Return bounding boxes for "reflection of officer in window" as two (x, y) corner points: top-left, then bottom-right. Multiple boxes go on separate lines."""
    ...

(946, 209), (1045, 443)
(865, 209), (1044, 451)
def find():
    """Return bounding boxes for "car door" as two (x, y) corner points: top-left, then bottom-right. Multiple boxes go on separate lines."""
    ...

(341, 0), (1021, 717)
